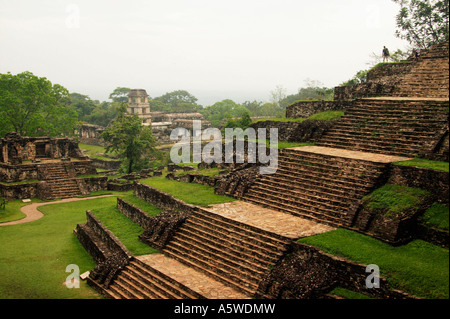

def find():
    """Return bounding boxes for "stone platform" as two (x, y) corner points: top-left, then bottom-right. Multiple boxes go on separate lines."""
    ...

(290, 145), (412, 163)
(204, 201), (334, 240)
(136, 254), (249, 299)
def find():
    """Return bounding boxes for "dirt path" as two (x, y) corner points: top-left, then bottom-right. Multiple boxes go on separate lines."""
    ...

(0, 195), (116, 227)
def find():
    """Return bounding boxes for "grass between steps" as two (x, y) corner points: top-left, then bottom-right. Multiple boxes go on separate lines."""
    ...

(119, 194), (162, 217)
(140, 175), (237, 207)
(361, 184), (430, 219)
(298, 228), (449, 299)
(393, 158), (449, 172)
(419, 203), (449, 231)
(91, 204), (159, 256)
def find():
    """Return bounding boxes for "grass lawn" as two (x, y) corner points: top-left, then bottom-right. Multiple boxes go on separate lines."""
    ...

(298, 228), (449, 299)
(0, 196), (127, 299)
(393, 158), (449, 172)
(140, 176), (237, 207)
(78, 143), (119, 162)
(0, 198), (45, 223)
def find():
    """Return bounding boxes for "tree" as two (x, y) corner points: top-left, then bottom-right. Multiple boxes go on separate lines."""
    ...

(393, 0), (449, 48)
(340, 69), (369, 86)
(0, 71), (78, 137)
(223, 111), (252, 130)
(200, 99), (248, 127)
(86, 102), (125, 127)
(64, 92), (97, 122)
(100, 112), (157, 173)
(270, 85), (288, 109)
(109, 87), (131, 103)
(152, 90), (201, 112)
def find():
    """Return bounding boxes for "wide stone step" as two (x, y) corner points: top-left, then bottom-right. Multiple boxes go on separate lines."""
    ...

(278, 152), (385, 173)
(163, 247), (259, 296)
(315, 141), (418, 158)
(243, 194), (348, 227)
(316, 136), (424, 154)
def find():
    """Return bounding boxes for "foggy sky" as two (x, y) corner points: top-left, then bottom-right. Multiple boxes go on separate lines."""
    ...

(0, 0), (408, 106)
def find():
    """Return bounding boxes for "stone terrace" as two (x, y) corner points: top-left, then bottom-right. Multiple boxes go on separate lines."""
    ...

(80, 42), (448, 300)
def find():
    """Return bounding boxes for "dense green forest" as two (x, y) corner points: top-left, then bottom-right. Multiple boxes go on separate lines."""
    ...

(0, 72), (334, 138)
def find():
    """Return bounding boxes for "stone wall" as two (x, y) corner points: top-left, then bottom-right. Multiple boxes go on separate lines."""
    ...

(166, 172), (219, 187)
(90, 158), (122, 171)
(286, 100), (351, 119)
(75, 211), (132, 289)
(387, 165), (449, 204)
(249, 119), (335, 143)
(75, 210), (133, 264)
(134, 182), (197, 214)
(79, 124), (106, 146)
(139, 210), (190, 250)
(0, 181), (38, 199)
(80, 176), (108, 193)
(117, 197), (153, 229)
(0, 163), (39, 183)
(215, 165), (261, 198)
(334, 62), (413, 101)
(72, 160), (98, 176)
(256, 242), (414, 299)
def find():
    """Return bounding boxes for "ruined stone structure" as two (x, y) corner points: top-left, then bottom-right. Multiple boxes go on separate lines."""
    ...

(128, 89), (152, 124)
(76, 42), (449, 300)
(0, 132), (99, 199)
(150, 112), (211, 144)
(79, 124), (106, 146)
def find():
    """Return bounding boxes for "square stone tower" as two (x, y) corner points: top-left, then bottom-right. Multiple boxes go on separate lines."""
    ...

(128, 89), (152, 124)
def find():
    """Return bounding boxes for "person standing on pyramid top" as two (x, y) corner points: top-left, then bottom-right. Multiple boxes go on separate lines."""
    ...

(382, 46), (390, 62)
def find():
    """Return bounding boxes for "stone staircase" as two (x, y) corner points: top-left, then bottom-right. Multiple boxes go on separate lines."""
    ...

(316, 98), (449, 157)
(100, 258), (205, 299)
(243, 148), (390, 228)
(161, 208), (292, 296)
(44, 162), (82, 199)
(392, 42), (449, 99)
